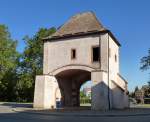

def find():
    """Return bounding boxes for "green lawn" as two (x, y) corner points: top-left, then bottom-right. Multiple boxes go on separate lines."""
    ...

(136, 104), (150, 108)
(80, 103), (91, 106)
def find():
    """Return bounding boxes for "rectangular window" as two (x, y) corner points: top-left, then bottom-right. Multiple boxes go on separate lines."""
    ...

(115, 54), (117, 62)
(92, 46), (100, 62)
(71, 49), (76, 59)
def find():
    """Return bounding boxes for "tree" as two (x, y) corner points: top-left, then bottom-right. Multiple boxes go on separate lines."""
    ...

(80, 91), (86, 98)
(17, 27), (56, 102)
(129, 92), (135, 98)
(135, 86), (139, 92)
(140, 48), (150, 98)
(0, 25), (19, 101)
(140, 48), (150, 71)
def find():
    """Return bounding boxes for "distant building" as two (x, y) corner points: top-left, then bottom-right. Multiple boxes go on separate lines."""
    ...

(142, 85), (149, 90)
(83, 87), (91, 98)
(135, 90), (144, 104)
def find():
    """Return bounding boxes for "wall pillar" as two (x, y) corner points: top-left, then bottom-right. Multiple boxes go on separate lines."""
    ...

(111, 81), (129, 109)
(56, 78), (72, 107)
(91, 71), (109, 110)
(33, 75), (59, 109)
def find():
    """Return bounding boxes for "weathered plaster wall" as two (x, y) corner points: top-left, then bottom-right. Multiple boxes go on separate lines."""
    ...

(108, 34), (129, 109)
(34, 75), (60, 109)
(111, 81), (128, 109)
(109, 35), (119, 82)
(91, 71), (109, 110)
(34, 32), (129, 110)
(43, 35), (101, 75)
(100, 33), (108, 72)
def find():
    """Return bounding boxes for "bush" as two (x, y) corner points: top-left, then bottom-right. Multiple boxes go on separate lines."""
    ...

(144, 98), (150, 104)
(80, 98), (91, 104)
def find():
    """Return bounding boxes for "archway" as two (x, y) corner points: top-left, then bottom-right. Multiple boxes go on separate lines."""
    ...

(55, 69), (91, 107)
(80, 80), (92, 107)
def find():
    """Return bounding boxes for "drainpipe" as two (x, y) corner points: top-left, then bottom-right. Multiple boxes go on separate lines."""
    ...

(108, 33), (111, 110)
(99, 35), (101, 69)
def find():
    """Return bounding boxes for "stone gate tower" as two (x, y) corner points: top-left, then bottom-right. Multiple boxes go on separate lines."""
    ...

(33, 12), (129, 110)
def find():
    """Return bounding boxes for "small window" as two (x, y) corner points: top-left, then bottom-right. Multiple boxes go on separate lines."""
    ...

(115, 54), (117, 62)
(71, 49), (76, 59)
(92, 46), (100, 62)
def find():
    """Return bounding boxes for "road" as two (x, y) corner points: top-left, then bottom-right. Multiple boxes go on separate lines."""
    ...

(1, 112), (150, 122)
(0, 103), (150, 122)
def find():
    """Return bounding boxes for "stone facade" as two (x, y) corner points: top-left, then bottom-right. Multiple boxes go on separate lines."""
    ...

(33, 12), (129, 110)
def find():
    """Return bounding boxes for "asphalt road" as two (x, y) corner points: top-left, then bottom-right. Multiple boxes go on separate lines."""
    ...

(1, 103), (150, 122)
(1, 112), (150, 122)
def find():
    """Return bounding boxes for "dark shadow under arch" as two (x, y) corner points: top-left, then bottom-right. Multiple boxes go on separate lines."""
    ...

(55, 69), (91, 107)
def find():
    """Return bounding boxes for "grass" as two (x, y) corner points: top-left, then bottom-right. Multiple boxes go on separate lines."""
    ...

(80, 103), (91, 106)
(136, 104), (150, 108)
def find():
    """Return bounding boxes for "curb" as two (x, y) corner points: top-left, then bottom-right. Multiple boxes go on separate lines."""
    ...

(12, 108), (150, 117)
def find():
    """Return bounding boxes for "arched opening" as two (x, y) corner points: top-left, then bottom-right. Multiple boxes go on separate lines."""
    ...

(55, 69), (91, 107)
(55, 87), (61, 108)
(80, 80), (92, 107)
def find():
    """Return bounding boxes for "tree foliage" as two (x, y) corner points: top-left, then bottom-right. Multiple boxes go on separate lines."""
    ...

(0, 25), (19, 101)
(135, 86), (139, 92)
(0, 24), (56, 102)
(140, 48), (150, 97)
(17, 27), (56, 102)
(80, 91), (86, 98)
(140, 48), (150, 71)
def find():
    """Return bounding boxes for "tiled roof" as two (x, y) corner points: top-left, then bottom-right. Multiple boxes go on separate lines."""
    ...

(43, 11), (121, 46)
(45, 11), (106, 39)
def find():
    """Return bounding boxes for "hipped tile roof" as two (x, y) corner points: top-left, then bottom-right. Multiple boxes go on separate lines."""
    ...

(45, 12), (106, 39)
(43, 11), (121, 46)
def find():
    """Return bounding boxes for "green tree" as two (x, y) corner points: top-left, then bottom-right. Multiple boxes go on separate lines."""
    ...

(129, 92), (135, 98)
(140, 48), (150, 98)
(0, 25), (19, 101)
(142, 83), (150, 98)
(135, 86), (139, 92)
(140, 48), (150, 71)
(80, 91), (86, 98)
(17, 27), (56, 102)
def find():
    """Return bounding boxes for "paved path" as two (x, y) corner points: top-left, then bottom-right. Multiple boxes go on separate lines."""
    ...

(1, 102), (150, 122)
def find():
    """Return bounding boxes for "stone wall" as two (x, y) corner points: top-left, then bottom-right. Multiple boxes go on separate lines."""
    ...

(34, 32), (129, 110)
(43, 34), (101, 75)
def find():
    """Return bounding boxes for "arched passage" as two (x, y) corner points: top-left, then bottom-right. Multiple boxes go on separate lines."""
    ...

(80, 80), (92, 107)
(50, 64), (94, 76)
(55, 69), (91, 107)
(34, 66), (113, 110)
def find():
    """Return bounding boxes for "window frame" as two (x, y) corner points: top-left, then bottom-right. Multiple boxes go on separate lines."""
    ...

(115, 54), (117, 62)
(91, 45), (100, 63)
(71, 48), (76, 60)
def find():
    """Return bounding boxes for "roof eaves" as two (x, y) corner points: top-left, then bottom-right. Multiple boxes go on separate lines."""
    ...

(42, 30), (105, 41)
(42, 29), (121, 47)
(107, 30), (121, 47)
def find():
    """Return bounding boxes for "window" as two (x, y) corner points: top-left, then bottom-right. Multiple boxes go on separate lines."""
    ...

(92, 46), (100, 62)
(115, 54), (117, 62)
(71, 49), (76, 59)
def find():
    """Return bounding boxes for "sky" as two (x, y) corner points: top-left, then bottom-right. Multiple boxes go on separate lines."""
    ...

(0, 0), (150, 91)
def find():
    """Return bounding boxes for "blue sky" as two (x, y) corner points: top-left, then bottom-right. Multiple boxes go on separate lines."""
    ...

(0, 0), (150, 91)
